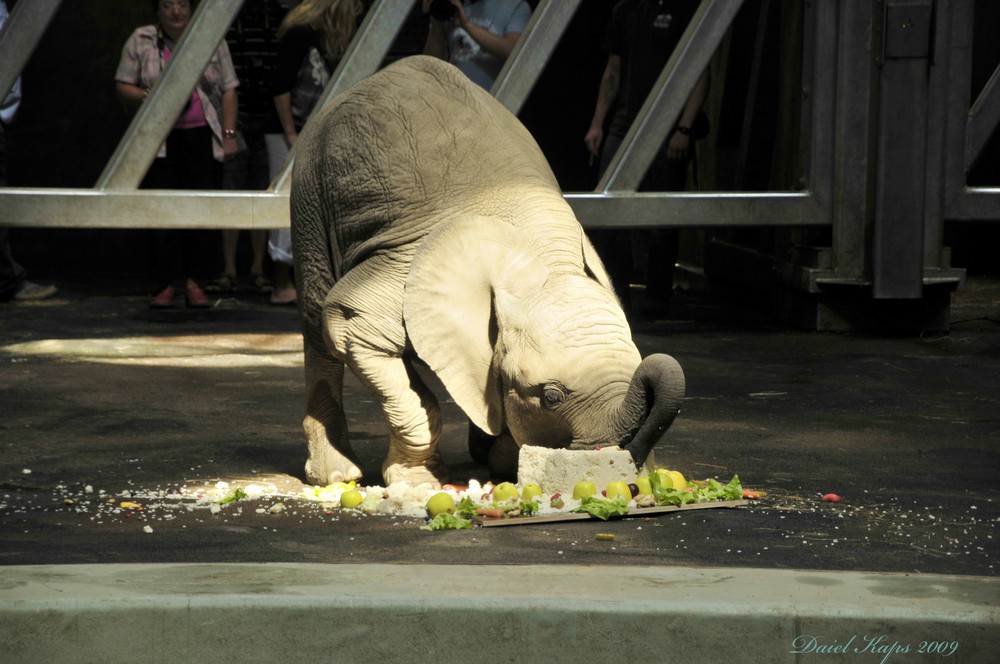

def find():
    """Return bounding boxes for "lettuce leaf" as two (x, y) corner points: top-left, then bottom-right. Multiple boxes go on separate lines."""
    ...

(216, 487), (248, 505)
(456, 496), (478, 518)
(519, 500), (539, 516)
(572, 496), (630, 520)
(649, 472), (743, 506)
(420, 513), (473, 530)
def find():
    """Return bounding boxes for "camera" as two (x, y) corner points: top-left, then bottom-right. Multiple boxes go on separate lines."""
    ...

(429, 0), (458, 21)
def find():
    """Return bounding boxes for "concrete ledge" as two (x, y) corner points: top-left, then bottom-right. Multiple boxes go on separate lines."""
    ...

(2, 564), (997, 662)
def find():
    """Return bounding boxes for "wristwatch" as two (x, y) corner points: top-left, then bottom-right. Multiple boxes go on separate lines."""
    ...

(223, 129), (237, 139)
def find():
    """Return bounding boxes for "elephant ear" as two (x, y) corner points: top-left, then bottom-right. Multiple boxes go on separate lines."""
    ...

(581, 230), (617, 296)
(405, 216), (547, 436)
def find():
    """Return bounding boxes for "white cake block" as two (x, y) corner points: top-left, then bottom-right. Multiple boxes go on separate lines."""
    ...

(517, 445), (656, 495)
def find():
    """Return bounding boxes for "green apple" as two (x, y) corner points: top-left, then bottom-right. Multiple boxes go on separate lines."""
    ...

(572, 481), (596, 499)
(635, 476), (653, 495)
(493, 482), (519, 503)
(521, 483), (543, 501)
(339, 490), (364, 509)
(425, 491), (456, 517)
(606, 480), (632, 500)
(654, 469), (688, 490)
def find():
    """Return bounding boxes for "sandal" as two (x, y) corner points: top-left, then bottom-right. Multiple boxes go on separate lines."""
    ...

(207, 273), (238, 292)
(248, 272), (273, 293)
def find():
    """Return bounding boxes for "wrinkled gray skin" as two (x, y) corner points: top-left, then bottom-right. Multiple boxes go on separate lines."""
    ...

(291, 56), (684, 488)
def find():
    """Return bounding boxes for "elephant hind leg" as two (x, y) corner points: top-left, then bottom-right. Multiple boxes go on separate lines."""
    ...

(302, 345), (363, 486)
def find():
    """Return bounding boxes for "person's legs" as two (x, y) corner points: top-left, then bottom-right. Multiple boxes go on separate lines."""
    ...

(156, 127), (220, 307)
(247, 130), (272, 288)
(590, 131), (634, 311)
(217, 145), (248, 288)
(636, 144), (691, 316)
(0, 128), (54, 302)
(265, 133), (295, 305)
(142, 151), (182, 305)
(0, 227), (26, 300)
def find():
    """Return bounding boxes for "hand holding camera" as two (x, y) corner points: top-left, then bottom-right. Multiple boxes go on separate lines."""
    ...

(426, 0), (459, 22)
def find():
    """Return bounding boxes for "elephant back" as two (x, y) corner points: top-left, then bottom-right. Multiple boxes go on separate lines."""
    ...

(292, 55), (563, 275)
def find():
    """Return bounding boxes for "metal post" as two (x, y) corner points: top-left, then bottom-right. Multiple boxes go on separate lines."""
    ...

(871, 0), (934, 299)
(0, 0), (62, 103)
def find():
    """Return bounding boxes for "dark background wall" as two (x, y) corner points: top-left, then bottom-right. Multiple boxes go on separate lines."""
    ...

(3, 0), (998, 284)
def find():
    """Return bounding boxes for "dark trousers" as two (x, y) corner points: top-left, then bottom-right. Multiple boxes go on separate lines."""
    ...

(0, 227), (27, 300)
(591, 131), (688, 311)
(142, 126), (221, 290)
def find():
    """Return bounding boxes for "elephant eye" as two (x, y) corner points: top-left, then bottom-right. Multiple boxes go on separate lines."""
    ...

(542, 386), (565, 408)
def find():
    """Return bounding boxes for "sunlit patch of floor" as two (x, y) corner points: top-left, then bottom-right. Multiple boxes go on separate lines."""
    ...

(0, 333), (304, 367)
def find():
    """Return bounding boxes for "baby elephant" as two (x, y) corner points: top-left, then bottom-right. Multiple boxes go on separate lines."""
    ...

(291, 56), (684, 488)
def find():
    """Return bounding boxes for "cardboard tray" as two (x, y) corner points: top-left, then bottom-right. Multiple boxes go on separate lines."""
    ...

(472, 498), (749, 527)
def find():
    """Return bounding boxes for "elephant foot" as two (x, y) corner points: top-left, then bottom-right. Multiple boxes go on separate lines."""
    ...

(487, 435), (520, 482)
(304, 444), (364, 487)
(383, 450), (449, 489)
(468, 421), (498, 466)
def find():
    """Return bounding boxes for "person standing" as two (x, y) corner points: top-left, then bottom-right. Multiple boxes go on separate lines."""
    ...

(0, 0), (57, 303)
(584, 0), (709, 318)
(115, 0), (240, 308)
(265, 0), (364, 306)
(212, 0), (289, 295)
(421, 0), (531, 91)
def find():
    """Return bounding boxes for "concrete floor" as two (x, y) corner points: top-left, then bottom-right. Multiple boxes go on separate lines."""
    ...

(1, 270), (998, 660)
(1, 271), (998, 572)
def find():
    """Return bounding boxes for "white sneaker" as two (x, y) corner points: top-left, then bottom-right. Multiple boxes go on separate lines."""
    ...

(13, 281), (57, 301)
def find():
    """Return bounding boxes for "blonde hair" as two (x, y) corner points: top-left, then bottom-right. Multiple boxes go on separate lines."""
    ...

(278, 0), (364, 60)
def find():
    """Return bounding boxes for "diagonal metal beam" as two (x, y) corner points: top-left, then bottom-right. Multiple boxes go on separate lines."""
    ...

(270, 0), (416, 192)
(491, 0), (582, 115)
(0, 0), (61, 103)
(597, 0), (745, 193)
(967, 62), (1000, 170)
(96, 0), (245, 191)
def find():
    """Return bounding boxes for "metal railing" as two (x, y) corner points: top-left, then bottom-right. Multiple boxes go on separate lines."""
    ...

(0, 0), (996, 294)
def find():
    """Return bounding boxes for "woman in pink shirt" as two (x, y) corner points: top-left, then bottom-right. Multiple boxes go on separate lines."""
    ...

(115, 0), (239, 308)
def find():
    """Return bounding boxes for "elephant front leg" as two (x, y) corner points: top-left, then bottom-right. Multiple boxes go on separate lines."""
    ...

(350, 350), (448, 488)
(302, 340), (363, 486)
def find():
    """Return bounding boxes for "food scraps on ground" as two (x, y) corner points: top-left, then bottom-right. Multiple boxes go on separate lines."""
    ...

(823, 493), (843, 503)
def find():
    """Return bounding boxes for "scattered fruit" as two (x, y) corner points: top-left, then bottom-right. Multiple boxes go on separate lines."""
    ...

(493, 482), (519, 503)
(339, 490), (364, 509)
(425, 491), (456, 517)
(572, 481), (597, 499)
(822, 493), (842, 503)
(521, 483), (542, 501)
(606, 481), (632, 500)
(475, 507), (506, 519)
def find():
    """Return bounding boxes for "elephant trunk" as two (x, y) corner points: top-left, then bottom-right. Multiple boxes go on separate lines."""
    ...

(617, 353), (685, 467)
